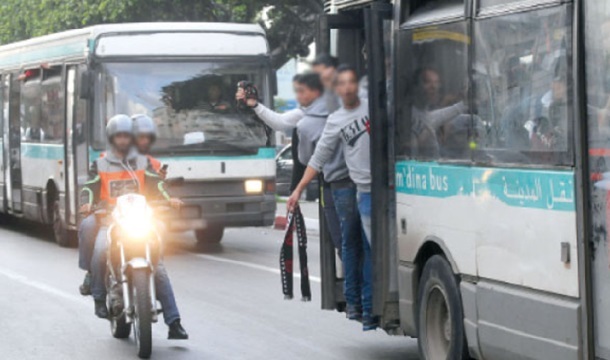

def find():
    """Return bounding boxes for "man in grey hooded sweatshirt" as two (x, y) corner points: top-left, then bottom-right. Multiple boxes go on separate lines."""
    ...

(236, 73), (346, 255)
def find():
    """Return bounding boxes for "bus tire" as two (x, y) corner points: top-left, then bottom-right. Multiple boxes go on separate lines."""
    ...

(195, 225), (224, 244)
(52, 198), (76, 248)
(417, 255), (470, 360)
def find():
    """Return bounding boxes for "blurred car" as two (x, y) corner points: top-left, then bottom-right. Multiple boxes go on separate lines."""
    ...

(276, 144), (320, 201)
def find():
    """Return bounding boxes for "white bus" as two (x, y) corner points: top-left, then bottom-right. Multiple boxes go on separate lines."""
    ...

(318, 0), (610, 358)
(0, 23), (277, 247)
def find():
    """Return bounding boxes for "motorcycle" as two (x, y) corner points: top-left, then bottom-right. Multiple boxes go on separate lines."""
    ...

(98, 193), (167, 359)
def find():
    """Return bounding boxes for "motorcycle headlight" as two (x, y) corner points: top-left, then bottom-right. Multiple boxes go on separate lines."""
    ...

(120, 216), (153, 239)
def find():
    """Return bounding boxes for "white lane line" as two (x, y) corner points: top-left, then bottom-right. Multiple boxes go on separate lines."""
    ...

(194, 254), (322, 283)
(0, 266), (88, 306)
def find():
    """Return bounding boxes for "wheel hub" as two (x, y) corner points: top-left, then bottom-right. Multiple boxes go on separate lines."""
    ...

(426, 285), (451, 359)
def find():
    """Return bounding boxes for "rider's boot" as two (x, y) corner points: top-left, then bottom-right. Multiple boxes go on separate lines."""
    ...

(168, 319), (189, 340)
(79, 272), (92, 296)
(94, 299), (109, 319)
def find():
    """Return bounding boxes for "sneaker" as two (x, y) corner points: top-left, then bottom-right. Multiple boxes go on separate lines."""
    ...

(346, 304), (363, 321)
(168, 319), (189, 340)
(79, 272), (91, 296)
(362, 314), (379, 331)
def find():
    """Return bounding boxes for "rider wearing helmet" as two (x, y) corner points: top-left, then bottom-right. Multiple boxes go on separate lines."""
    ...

(79, 115), (164, 296)
(80, 115), (188, 339)
(132, 114), (164, 175)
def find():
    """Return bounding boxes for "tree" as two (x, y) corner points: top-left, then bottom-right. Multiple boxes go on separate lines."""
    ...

(0, 0), (324, 68)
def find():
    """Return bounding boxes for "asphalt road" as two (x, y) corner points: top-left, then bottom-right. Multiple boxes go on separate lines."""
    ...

(0, 215), (418, 360)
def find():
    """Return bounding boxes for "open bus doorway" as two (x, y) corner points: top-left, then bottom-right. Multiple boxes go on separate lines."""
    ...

(316, 0), (398, 332)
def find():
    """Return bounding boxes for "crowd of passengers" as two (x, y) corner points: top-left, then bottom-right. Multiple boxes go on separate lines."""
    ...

(405, 61), (569, 163)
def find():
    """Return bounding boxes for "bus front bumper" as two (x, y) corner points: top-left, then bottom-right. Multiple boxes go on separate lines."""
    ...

(166, 194), (277, 232)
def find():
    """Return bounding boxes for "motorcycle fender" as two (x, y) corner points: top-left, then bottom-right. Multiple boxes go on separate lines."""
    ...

(124, 258), (152, 272)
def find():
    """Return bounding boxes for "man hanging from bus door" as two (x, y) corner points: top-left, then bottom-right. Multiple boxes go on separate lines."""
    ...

(287, 65), (378, 331)
(238, 64), (365, 320)
(78, 115), (188, 339)
(236, 72), (346, 255)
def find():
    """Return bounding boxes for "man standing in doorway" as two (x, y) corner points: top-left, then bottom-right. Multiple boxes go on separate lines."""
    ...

(236, 73), (346, 257)
(287, 64), (377, 331)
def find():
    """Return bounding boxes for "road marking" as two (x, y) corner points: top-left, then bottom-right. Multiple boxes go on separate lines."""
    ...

(0, 266), (88, 306)
(194, 254), (322, 283)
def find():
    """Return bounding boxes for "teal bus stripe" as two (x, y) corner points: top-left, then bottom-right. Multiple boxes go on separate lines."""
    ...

(395, 161), (575, 212)
(89, 147), (276, 163)
(21, 143), (64, 160)
(0, 42), (86, 68)
(156, 147), (276, 162)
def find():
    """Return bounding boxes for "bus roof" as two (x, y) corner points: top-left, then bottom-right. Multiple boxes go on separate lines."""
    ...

(0, 22), (267, 69)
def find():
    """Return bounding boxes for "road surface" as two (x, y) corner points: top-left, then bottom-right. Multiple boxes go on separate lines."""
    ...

(0, 216), (418, 359)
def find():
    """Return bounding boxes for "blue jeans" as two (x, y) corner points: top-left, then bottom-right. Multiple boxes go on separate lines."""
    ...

(91, 227), (181, 325)
(357, 191), (373, 315)
(332, 184), (363, 307)
(78, 215), (99, 271)
(322, 182), (343, 258)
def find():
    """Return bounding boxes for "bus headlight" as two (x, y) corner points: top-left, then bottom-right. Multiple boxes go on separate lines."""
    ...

(245, 179), (263, 194)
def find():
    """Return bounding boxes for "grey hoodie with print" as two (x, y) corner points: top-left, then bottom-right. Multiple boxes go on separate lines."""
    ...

(309, 100), (371, 192)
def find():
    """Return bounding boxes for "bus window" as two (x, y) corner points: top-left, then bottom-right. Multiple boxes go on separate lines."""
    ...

(473, 5), (573, 166)
(20, 71), (42, 143)
(396, 20), (470, 161)
(94, 62), (269, 155)
(40, 68), (65, 143)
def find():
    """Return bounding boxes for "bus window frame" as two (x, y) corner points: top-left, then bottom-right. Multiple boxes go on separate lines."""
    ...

(395, 1), (575, 171)
(402, 0), (467, 29)
(472, 3), (575, 169)
(476, 0), (567, 19)
(39, 65), (66, 144)
(88, 56), (274, 152)
(395, 17), (473, 165)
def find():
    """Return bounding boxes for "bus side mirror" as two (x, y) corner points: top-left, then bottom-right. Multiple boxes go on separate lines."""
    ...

(79, 70), (93, 99)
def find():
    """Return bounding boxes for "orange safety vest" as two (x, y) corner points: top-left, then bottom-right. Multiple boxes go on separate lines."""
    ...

(147, 155), (162, 173)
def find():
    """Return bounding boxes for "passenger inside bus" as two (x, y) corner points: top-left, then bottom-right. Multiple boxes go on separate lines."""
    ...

(473, 7), (572, 165)
(196, 80), (231, 113)
(99, 62), (268, 154)
(409, 67), (468, 159)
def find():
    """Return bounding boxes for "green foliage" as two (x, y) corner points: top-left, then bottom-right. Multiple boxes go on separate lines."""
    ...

(0, 0), (323, 68)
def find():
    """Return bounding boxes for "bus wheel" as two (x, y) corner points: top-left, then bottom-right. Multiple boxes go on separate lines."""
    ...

(52, 199), (76, 248)
(417, 255), (469, 360)
(195, 225), (224, 244)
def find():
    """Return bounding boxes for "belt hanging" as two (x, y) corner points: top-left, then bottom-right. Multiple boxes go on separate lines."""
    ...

(279, 206), (311, 301)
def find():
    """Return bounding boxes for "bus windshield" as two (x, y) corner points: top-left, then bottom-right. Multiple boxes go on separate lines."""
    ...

(96, 62), (269, 154)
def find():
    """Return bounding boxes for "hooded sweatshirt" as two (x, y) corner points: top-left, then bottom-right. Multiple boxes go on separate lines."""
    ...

(253, 98), (350, 182)
(309, 100), (371, 192)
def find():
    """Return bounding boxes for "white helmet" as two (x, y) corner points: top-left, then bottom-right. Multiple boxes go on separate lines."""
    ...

(131, 114), (157, 142)
(106, 114), (133, 142)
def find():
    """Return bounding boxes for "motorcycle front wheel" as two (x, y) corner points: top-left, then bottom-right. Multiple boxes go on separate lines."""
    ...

(107, 272), (131, 339)
(132, 270), (153, 359)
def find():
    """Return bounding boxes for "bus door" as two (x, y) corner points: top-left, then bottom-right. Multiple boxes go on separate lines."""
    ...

(6, 74), (22, 214)
(64, 65), (89, 228)
(65, 66), (77, 227)
(583, 1), (610, 358)
(0, 75), (7, 210)
(317, 2), (397, 326)
(316, 9), (363, 312)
